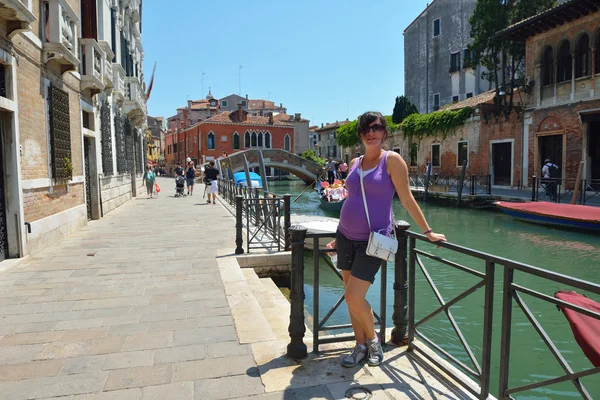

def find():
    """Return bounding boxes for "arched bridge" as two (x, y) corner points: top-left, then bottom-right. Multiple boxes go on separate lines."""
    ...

(220, 149), (323, 184)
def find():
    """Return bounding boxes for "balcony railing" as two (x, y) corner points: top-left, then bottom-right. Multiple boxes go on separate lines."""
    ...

(112, 63), (126, 101)
(123, 77), (147, 123)
(42, 0), (79, 73)
(99, 41), (114, 89)
(0, 0), (36, 37)
(80, 39), (105, 95)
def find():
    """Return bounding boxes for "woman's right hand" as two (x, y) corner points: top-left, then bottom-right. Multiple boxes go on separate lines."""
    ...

(326, 239), (336, 257)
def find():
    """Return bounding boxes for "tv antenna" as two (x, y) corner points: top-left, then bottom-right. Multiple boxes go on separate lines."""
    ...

(237, 65), (244, 95)
(201, 72), (206, 97)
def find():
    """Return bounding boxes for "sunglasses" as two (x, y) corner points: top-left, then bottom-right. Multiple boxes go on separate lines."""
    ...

(360, 124), (385, 135)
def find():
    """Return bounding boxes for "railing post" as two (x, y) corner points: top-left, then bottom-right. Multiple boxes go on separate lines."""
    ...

(498, 267), (514, 399)
(457, 160), (468, 207)
(287, 225), (308, 359)
(424, 165), (431, 202)
(487, 174), (492, 195)
(580, 179), (586, 205)
(235, 195), (244, 254)
(557, 181), (561, 204)
(391, 221), (410, 346)
(284, 194), (291, 251)
(531, 176), (537, 201)
(480, 261), (495, 399)
(470, 175), (475, 196)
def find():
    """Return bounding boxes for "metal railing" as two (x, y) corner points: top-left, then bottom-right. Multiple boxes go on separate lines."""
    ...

(287, 223), (600, 399)
(217, 178), (291, 254)
(531, 176), (600, 205)
(410, 173), (492, 196)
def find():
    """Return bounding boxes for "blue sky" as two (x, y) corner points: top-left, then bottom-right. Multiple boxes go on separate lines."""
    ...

(142, 0), (430, 126)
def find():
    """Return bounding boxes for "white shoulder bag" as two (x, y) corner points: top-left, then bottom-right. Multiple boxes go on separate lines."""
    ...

(359, 157), (398, 262)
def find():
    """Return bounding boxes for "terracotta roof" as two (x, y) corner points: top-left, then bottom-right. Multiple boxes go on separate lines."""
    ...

(443, 90), (496, 111)
(315, 120), (350, 132)
(247, 99), (276, 110)
(203, 111), (293, 127)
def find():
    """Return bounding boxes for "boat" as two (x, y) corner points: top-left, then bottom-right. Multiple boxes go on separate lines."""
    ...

(233, 171), (262, 188)
(494, 201), (600, 232)
(316, 181), (347, 212)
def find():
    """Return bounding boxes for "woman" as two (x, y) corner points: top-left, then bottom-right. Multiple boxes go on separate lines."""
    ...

(331, 111), (445, 367)
(185, 161), (196, 196)
(143, 166), (155, 199)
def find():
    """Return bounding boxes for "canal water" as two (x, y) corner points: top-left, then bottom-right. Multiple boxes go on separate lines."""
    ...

(268, 179), (600, 399)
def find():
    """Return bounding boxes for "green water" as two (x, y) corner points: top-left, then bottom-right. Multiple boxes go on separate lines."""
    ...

(269, 179), (600, 399)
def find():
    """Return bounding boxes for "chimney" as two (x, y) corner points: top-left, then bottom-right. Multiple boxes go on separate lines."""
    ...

(321, 123), (324, 128)
(245, 94), (248, 100)
(280, 103), (283, 109)
(268, 112), (273, 125)
(295, 113), (301, 121)
(187, 100), (192, 109)
(237, 103), (243, 121)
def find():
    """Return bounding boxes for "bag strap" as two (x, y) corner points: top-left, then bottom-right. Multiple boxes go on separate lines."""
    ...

(359, 157), (372, 231)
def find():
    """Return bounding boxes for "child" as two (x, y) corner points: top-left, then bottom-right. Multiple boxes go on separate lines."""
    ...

(143, 166), (155, 199)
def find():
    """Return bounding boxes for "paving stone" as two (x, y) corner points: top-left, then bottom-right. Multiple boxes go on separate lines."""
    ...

(172, 354), (257, 382)
(148, 318), (200, 333)
(0, 331), (64, 347)
(0, 321), (59, 335)
(73, 297), (151, 311)
(108, 323), (150, 336)
(0, 344), (43, 364)
(186, 306), (231, 318)
(173, 326), (237, 347)
(0, 314), (45, 325)
(0, 359), (65, 382)
(141, 381), (194, 400)
(34, 341), (92, 360)
(0, 371), (108, 399)
(195, 315), (234, 328)
(89, 336), (127, 355)
(194, 373), (265, 400)
(62, 355), (107, 375)
(104, 364), (172, 391)
(40, 311), (83, 322)
(38, 301), (77, 313)
(123, 332), (174, 351)
(79, 307), (130, 319)
(55, 318), (105, 330)
(0, 303), (42, 316)
(60, 328), (108, 342)
(102, 314), (141, 326)
(205, 342), (251, 359)
(139, 311), (186, 323)
(153, 344), (206, 364)
(45, 388), (143, 400)
(102, 350), (154, 370)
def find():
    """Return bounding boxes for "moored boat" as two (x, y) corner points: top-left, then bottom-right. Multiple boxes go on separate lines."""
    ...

(316, 181), (346, 213)
(495, 201), (600, 232)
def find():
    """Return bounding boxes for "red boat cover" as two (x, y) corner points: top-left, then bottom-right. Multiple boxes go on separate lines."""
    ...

(495, 202), (600, 223)
(555, 291), (600, 367)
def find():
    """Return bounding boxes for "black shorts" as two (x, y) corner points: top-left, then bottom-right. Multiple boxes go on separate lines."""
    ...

(335, 230), (382, 284)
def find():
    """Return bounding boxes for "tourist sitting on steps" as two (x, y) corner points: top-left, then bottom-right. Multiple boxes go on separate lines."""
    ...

(327, 111), (446, 368)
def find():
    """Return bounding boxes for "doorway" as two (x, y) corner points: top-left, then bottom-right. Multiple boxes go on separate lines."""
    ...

(84, 137), (92, 221)
(588, 122), (600, 186)
(539, 134), (563, 178)
(492, 141), (512, 186)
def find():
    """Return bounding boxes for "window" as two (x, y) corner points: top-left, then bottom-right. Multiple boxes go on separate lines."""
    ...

(458, 141), (468, 166)
(221, 100), (228, 107)
(542, 46), (554, 86)
(241, 100), (247, 107)
(452, 95), (459, 103)
(207, 132), (215, 149)
(557, 40), (572, 83)
(233, 133), (240, 150)
(265, 132), (271, 148)
(575, 34), (591, 78)
(433, 19), (440, 37)
(333, 146), (337, 158)
(258, 132), (263, 147)
(244, 131), (250, 148)
(0, 64), (6, 98)
(463, 48), (473, 68)
(174, 143), (177, 153)
(433, 93), (440, 111)
(410, 143), (418, 167)
(449, 52), (460, 73)
(466, 92), (473, 99)
(251, 132), (257, 147)
(82, 110), (91, 129)
(431, 144), (440, 167)
(48, 84), (72, 180)
(284, 135), (291, 152)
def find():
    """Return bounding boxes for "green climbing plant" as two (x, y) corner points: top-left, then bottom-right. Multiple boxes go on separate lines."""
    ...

(300, 149), (326, 166)
(401, 107), (473, 141)
(63, 153), (73, 177)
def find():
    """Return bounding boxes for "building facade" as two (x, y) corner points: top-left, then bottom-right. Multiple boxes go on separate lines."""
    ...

(404, 0), (490, 114)
(274, 113), (310, 155)
(315, 121), (350, 160)
(0, 0), (146, 259)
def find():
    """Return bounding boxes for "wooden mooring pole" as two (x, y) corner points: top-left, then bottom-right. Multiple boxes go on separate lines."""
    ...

(572, 161), (584, 205)
(391, 221), (410, 346)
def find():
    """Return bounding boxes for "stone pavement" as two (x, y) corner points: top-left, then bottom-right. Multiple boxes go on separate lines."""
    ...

(0, 177), (473, 400)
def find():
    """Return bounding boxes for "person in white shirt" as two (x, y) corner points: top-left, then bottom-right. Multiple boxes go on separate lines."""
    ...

(325, 157), (336, 185)
(541, 158), (559, 200)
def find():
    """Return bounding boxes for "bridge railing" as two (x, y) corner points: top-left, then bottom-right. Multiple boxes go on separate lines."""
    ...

(287, 223), (600, 399)
(217, 178), (291, 254)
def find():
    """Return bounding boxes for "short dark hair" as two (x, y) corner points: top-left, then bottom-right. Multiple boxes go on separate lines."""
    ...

(357, 111), (389, 139)
(209, 161), (215, 166)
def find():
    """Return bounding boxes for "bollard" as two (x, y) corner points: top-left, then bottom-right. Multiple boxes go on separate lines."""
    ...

(235, 195), (244, 254)
(287, 225), (308, 359)
(531, 176), (537, 201)
(391, 221), (411, 346)
(283, 194), (291, 251)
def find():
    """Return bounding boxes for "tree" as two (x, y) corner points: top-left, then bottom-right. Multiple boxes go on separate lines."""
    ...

(392, 96), (419, 123)
(469, 0), (554, 113)
(300, 149), (326, 167)
(336, 119), (359, 148)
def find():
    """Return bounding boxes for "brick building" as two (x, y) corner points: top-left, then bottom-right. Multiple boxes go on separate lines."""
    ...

(0, 0), (147, 259)
(165, 106), (294, 174)
(498, 0), (600, 183)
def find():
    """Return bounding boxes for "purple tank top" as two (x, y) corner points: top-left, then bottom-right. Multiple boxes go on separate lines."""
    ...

(338, 151), (395, 241)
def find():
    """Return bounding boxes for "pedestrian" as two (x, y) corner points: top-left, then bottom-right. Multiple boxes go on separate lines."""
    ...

(221, 151), (228, 158)
(335, 160), (341, 180)
(204, 160), (220, 204)
(541, 158), (559, 200)
(339, 160), (348, 180)
(143, 166), (155, 199)
(325, 157), (336, 185)
(185, 161), (196, 196)
(328, 111), (445, 368)
(174, 162), (184, 177)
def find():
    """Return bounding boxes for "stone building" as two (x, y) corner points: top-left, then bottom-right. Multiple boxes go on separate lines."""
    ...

(404, 0), (491, 114)
(315, 121), (350, 161)
(274, 113), (310, 155)
(498, 0), (600, 184)
(0, 0), (147, 259)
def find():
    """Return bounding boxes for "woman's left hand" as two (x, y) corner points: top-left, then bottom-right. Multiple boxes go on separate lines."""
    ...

(426, 232), (446, 243)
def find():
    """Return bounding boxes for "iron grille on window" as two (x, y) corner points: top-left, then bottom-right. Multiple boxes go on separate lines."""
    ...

(49, 84), (72, 181)
(101, 101), (113, 176)
(143, 136), (148, 169)
(114, 111), (127, 173)
(124, 117), (133, 172)
(0, 64), (6, 98)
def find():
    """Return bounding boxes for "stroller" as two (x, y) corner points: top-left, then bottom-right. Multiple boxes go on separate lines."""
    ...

(174, 175), (186, 197)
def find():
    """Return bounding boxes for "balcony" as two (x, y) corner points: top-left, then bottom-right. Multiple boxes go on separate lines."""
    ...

(98, 41), (114, 89)
(0, 0), (36, 37)
(80, 39), (105, 95)
(42, 0), (79, 74)
(123, 77), (147, 125)
(112, 63), (126, 102)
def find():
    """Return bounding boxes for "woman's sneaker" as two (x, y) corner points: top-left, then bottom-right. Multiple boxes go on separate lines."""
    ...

(366, 337), (384, 366)
(341, 343), (367, 368)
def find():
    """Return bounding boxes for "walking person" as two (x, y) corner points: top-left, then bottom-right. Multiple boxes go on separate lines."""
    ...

(186, 161), (196, 196)
(204, 161), (220, 204)
(541, 158), (559, 200)
(339, 160), (348, 179)
(328, 111), (445, 368)
(325, 157), (336, 185)
(143, 166), (155, 199)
